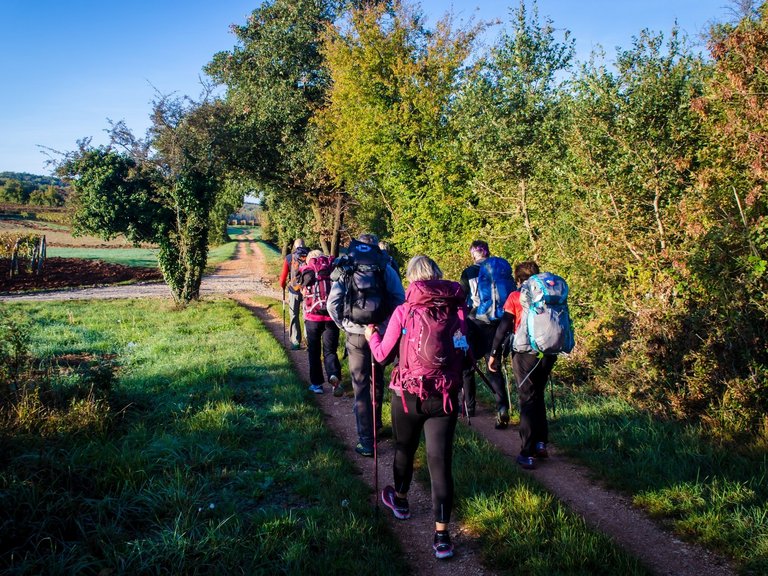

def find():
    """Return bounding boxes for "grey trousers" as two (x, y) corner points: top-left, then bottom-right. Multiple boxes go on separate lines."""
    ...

(287, 290), (302, 345)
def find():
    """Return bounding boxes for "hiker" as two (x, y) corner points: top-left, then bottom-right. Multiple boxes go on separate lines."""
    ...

(279, 238), (309, 350)
(327, 233), (405, 457)
(365, 255), (469, 560)
(378, 240), (400, 276)
(459, 240), (515, 427)
(300, 250), (343, 397)
(488, 260), (559, 470)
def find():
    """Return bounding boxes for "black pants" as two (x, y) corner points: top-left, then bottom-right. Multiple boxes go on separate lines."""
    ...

(346, 332), (384, 449)
(391, 391), (458, 524)
(305, 320), (341, 386)
(462, 319), (508, 415)
(513, 353), (556, 456)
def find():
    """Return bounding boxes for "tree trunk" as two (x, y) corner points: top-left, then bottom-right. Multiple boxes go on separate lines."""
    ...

(309, 198), (333, 254)
(520, 180), (538, 259)
(331, 191), (344, 257)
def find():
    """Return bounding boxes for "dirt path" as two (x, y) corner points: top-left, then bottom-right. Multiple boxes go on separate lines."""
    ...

(2, 236), (738, 576)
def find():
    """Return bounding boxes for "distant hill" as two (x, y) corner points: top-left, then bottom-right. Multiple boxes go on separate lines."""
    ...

(0, 172), (68, 206)
(231, 202), (262, 224)
(0, 172), (63, 188)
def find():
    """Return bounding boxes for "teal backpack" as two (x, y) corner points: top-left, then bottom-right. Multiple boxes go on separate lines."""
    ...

(513, 272), (575, 355)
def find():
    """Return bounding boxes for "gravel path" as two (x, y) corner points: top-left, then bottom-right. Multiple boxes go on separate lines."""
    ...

(1, 237), (739, 576)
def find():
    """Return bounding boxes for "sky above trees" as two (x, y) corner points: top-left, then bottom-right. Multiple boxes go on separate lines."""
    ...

(0, 0), (730, 175)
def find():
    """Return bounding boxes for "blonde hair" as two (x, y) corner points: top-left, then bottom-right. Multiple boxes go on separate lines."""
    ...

(306, 249), (324, 263)
(406, 255), (443, 282)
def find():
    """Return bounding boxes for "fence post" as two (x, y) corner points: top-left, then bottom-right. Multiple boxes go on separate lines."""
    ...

(11, 238), (20, 277)
(38, 235), (46, 274)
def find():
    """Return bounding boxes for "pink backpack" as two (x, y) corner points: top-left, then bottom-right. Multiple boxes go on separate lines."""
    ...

(302, 256), (334, 315)
(395, 279), (470, 413)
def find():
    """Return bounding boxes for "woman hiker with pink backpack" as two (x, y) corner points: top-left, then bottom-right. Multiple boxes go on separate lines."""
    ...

(365, 255), (471, 560)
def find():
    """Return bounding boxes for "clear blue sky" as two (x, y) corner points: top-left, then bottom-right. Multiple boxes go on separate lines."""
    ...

(1, 0), (733, 176)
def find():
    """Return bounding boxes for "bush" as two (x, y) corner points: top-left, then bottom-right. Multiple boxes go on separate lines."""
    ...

(0, 312), (30, 393)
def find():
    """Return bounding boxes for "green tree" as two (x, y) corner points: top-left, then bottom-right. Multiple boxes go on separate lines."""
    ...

(59, 97), (229, 306)
(454, 0), (574, 264)
(0, 179), (25, 203)
(206, 0), (347, 255)
(28, 185), (66, 206)
(678, 1), (768, 437)
(565, 28), (706, 292)
(316, 0), (480, 268)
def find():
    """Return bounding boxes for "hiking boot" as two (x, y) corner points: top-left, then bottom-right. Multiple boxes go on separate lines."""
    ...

(329, 375), (344, 397)
(535, 442), (549, 458)
(381, 485), (410, 520)
(495, 406), (509, 429)
(355, 443), (373, 457)
(290, 342), (301, 350)
(516, 454), (535, 470)
(433, 531), (454, 560)
(308, 384), (324, 394)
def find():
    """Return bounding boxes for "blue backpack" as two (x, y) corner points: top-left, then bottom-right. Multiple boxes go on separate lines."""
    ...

(475, 257), (515, 323)
(513, 272), (575, 355)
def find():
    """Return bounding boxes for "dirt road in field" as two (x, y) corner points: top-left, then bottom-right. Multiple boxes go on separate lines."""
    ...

(1, 235), (738, 576)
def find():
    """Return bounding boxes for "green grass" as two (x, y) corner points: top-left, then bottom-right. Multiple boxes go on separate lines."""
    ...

(227, 225), (259, 238)
(207, 238), (238, 267)
(8, 295), (759, 575)
(46, 228), (242, 270)
(47, 247), (159, 267)
(251, 228), (283, 283)
(0, 299), (406, 575)
(448, 427), (648, 575)
(546, 382), (767, 574)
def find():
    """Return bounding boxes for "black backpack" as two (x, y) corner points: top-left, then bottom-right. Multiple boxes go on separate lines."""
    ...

(288, 247), (310, 292)
(342, 239), (390, 325)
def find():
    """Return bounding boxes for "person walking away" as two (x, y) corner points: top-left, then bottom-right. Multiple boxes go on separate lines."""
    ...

(378, 240), (400, 276)
(488, 260), (572, 469)
(300, 250), (343, 396)
(327, 233), (405, 457)
(279, 238), (309, 350)
(459, 240), (515, 427)
(366, 255), (469, 560)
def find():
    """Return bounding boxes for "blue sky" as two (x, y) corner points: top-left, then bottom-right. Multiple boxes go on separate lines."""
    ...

(1, 0), (732, 176)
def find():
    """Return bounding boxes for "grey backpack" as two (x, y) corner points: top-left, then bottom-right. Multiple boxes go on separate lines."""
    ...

(513, 272), (574, 355)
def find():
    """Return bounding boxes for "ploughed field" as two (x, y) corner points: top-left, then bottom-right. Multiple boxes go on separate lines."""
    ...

(0, 257), (162, 292)
(0, 215), (161, 292)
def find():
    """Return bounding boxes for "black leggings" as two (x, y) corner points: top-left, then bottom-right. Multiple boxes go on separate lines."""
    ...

(390, 391), (458, 524)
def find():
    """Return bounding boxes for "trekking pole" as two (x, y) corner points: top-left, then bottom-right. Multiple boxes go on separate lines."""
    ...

(472, 360), (493, 389)
(462, 389), (471, 426)
(549, 376), (556, 419)
(371, 355), (379, 514)
(281, 288), (286, 346)
(501, 353), (513, 418)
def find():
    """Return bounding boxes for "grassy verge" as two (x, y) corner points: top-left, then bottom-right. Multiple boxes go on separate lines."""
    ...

(0, 299), (405, 575)
(207, 239), (238, 267)
(467, 355), (766, 573)
(449, 427), (649, 575)
(547, 385), (767, 574)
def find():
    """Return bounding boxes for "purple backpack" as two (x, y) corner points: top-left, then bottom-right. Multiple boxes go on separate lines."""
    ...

(395, 279), (470, 412)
